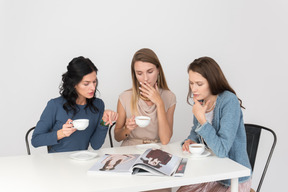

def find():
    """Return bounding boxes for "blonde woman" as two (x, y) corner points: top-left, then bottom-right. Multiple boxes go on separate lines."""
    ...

(114, 48), (176, 146)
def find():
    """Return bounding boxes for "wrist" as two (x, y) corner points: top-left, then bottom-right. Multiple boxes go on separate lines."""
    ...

(124, 126), (131, 137)
(155, 99), (164, 108)
(57, 130), (66, 140)
(195, 114), (206, 125)
(198, 118), (207, 125)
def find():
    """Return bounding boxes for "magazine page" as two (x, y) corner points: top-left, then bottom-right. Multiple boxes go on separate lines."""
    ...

(88, 154), (140, 175)
(132, 148), (182, 176)
(132, 165), (164, 176)
(174, 158), (188, 177)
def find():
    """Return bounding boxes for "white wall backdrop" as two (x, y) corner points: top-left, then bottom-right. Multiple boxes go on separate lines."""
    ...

(1, 0), (287, 191)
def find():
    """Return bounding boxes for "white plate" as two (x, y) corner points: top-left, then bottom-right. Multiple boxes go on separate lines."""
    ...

(183, 150), (211, 158)
(136, 143), (161, 151)
(69, 151), (98, 161)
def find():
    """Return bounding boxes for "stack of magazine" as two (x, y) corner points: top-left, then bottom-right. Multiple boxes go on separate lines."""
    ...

(88, 148), (187, 177)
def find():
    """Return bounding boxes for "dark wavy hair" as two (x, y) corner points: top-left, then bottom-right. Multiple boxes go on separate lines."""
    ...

(187, 56), (245, 109)
(59, 56), (99, 116)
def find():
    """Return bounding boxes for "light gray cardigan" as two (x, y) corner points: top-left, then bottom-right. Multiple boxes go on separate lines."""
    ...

(185, 91), (251, 186)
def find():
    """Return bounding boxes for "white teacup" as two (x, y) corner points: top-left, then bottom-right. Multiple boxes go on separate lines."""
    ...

(189, 143), (205, 156)
(71, 119), (89, 130)
(135, 116), (151, 128)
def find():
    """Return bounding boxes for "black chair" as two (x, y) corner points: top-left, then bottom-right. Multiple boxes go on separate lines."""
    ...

(108, 122), (116, 147)
(25, 126), (50, 155)
(245, 124), (277, 192)
(25, 127), (36, 155)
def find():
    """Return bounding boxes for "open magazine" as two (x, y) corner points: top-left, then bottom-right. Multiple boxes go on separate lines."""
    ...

(88, 148), (187, 177)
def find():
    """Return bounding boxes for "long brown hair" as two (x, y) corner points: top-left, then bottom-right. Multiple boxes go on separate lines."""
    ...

(186, 56), (245, 109)
(130, 48), (169, 114)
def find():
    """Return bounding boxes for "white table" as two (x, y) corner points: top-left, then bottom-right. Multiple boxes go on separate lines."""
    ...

(0, 142), (250, 192)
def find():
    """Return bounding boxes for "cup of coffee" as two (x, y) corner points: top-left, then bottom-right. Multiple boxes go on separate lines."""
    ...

(71, 119), (89, 130)
(135, 116), (151, 128)
(189, 143), (205, 156)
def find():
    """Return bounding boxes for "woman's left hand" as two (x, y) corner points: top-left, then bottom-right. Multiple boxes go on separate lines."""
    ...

(182, 139), (197, 152)
(102, 110), (118, 126)
(139, 82), (162, 106)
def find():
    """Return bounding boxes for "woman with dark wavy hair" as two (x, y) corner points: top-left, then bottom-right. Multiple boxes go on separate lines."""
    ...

(32, 56), (118, 152)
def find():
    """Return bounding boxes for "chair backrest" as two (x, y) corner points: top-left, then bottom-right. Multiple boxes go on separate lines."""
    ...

(25, 127), (36, 155)
(108, 122), (116, 148)
(244, 124), (277, 192)
(25, 126), (49, 155)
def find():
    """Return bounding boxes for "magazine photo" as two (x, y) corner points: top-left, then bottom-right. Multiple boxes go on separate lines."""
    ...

(88, 148), (187, 177)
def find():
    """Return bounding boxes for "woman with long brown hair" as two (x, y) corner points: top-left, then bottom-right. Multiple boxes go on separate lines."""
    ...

(178, 57), (251, 192)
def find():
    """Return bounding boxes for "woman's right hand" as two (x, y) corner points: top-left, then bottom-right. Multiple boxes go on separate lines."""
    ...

(125, 116), (138, 131)
(182, 139), (196, 152)
(62, 119), (77, 137)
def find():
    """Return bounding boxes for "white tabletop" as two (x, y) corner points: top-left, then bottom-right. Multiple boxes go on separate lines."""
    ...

(0, 142), (250, 192)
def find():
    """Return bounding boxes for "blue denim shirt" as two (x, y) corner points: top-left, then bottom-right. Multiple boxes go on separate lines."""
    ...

(185, 91), (251, 186)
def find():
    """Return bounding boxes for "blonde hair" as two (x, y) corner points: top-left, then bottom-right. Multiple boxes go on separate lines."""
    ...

(130, 48), (169, 114)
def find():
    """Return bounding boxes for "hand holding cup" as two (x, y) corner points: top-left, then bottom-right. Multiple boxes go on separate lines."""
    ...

(61, 119), (77, 138)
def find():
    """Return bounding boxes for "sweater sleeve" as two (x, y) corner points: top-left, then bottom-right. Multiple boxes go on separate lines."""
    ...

(90, 100), (108, 150)
(31, 100), (59, 148)
(181, 116), (201, 146)
(187, 117), (201, 142)
(196, 95), (242, 158)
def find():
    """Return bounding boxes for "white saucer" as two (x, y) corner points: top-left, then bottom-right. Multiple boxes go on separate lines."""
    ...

(183, 150), (211, 158)
(69, 151), (98, 161)
(136, 143), (161, 152)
